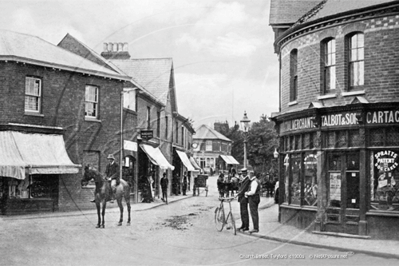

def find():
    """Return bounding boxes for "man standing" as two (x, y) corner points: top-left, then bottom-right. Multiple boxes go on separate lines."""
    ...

(182, 172), (188, 196)
(236, 168), (251, 232)
(160, 172), (168, 204)
(245, 171), (261, 233)
(105, 154), (119, 203)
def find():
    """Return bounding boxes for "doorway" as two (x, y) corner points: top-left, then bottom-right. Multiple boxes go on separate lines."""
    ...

(325, 152), (360, 235)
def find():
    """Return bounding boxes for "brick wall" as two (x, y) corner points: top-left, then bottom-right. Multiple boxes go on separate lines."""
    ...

(279, 14), (399, 114)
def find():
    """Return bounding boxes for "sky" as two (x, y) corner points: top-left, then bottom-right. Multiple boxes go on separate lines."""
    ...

(0, 0), (279, 129)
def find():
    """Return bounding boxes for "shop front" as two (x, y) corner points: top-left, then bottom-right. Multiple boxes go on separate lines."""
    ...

(0, 130), (80, 215)
(274, 102), (399, 239)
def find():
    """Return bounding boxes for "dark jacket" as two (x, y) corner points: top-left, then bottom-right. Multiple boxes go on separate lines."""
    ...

(161, 177), (168, 189)
(237, 176), (251, 203)
(105, 162), (119, 181)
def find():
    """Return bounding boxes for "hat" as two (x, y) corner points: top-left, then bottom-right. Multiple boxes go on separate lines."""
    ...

(107, 154), (115, 160)
(241, 168), (247, 172)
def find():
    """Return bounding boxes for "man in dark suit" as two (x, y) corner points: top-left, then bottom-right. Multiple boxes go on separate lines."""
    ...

(245, 171), (261, 233)
(105, 154), (119, 203)
(237, 168), (251, 232)
(161, 172), (168, 204)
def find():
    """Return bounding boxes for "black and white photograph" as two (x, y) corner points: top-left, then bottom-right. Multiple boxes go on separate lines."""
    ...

(1, 0), (399, 265)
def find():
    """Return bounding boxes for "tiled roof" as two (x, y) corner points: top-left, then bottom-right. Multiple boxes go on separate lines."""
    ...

(0, 29), (128, 80)
(110, 58), (173, 105)
(194, 125), (232, 142)
(302, 0), (397, 23)
(269, 0), (321, 25)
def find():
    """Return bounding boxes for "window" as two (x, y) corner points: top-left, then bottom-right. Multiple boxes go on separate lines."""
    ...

(123, 88), (136, 111)
(348, 33), (364, 90)
(181, 127), (184, 147)
(205, 141), (212, 151)
(147, 107), (151, 129)
(165, 116), (168, 139)
(175, 122), (179, 144)
(290, 49), (298, 102)
(322, 39), (336, 94)
(156, 112), (160, 137)
(85, 85), (99, 118)
(25, 77), (41, 113)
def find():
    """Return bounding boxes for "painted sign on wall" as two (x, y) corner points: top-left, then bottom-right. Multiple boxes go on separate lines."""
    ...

(366, 110), (399, 124)
(321, 112), (358, 127)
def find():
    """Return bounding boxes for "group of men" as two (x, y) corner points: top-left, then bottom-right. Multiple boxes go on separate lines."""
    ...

(236, 168), (261, 233)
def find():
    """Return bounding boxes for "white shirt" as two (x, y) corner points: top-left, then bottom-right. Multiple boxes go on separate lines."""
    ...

(245, 177), (259, 196)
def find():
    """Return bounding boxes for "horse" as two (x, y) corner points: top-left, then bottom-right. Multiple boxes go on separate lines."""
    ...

(81, 165), (131, 228)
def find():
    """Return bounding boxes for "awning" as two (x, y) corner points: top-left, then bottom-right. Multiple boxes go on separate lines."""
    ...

(189, 157), (202, 171)
(220, 155), (240, 165)
(140, 144), (175, 170)
(0, 131), (81, 180)
(175, 150), (196, 172)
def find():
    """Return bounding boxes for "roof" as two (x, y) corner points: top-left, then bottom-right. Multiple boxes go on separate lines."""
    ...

(110, 58), (173, 105)
(269, 0), (321, 25)
(299, 0), (398, 24)
(0, 30), (129, 80)
(194, 125), (232, 142)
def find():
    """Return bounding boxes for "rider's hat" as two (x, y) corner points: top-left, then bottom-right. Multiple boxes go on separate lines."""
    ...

(107, 154), (115, 160)
(241, 167), (247, 173)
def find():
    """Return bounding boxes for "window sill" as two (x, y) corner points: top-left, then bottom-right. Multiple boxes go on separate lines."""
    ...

(288, 101), (298, 106)
(24, 112), (44, 117)
(85, 117), (102, 123)
(317, 94), (337, 100)
(342, 90), (365, 97)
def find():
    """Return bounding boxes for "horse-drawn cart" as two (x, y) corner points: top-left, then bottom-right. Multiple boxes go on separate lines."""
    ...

(193, 174), (208, 197)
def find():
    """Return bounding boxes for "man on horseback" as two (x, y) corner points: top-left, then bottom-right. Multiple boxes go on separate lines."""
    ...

(105, 154), (120, 203)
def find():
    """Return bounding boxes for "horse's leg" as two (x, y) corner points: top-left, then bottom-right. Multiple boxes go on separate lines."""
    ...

(96, 201), (101, 228)
(125, 190), (131, 225)
(117, 196), (123, 226)
(101, 200), (106, 228)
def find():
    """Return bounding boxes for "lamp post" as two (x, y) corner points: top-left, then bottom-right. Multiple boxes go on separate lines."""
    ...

(240, 111), (251, 169)
(120, 88), (135, 200)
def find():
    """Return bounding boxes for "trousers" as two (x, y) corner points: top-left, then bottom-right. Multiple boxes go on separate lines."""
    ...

(249, 195), (260, 230)
(239, 200), (249, 229)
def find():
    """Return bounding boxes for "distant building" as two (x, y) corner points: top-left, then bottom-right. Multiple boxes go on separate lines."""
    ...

(193, 125), (239, 174)
(270, 0), (399, 239)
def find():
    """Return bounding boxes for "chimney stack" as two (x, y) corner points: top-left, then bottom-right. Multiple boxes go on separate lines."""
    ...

(101, 42), (130, 60)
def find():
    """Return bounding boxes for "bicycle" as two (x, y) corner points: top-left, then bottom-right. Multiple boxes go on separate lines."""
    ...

(214, 197), (236, 235)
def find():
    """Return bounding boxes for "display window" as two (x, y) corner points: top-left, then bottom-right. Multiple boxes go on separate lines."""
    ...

(290, 154), (302, 205)
(327, 154), (342, 208)
(1, 175), (58, 200)
(303, 152), (318, 206)
(370, 150), (399, 211)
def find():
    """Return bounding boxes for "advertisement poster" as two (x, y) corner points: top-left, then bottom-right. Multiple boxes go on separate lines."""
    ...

(330, 173), (341, 201)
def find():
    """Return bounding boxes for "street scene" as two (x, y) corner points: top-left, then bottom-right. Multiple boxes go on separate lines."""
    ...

(1, 0), (399, 265)
(2, 178), (399, 266)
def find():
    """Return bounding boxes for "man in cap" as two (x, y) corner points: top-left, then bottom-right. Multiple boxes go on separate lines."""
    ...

(245, 170), (261, 233)
(236, 168), (251, 231)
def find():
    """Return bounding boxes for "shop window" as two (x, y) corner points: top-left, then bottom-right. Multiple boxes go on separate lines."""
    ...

(85, 85), (99, 119)
(283, 154), (290, 203)
(290, 154), (302, 205)
(336, 131), (347, 148)
(370, 150), (399, 211)
(295, 135), (301, 150)
(328, 154), (342, 208)
(25, 76), (42, 113)
(303, 134), (310, 149)
(303, 153), (318, 206)
(327, 131), (336, 148)
(369, 128), (384, 146)
(387, 128), (399, 146)
(290, 136), (295, 151)
(4, 175), (58, 200)
(348, 33), (364, 90)
(348, 130), (361, 147)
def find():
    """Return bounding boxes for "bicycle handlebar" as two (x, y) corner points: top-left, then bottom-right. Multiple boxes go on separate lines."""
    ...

(218, 197), (236, 202)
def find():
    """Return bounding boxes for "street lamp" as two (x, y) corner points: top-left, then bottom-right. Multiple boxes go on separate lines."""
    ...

(240, 111), (251, 168)
(120, 88), (136, 200)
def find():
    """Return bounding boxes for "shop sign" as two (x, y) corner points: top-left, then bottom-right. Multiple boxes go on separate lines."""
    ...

(281, 116), (315, 133)
(366, 110), (399, 124)
(304, 154), (317, 168)
(140, 130), (153, 140)
(374, 150), (398, 172)
(321, 112), (358, 127)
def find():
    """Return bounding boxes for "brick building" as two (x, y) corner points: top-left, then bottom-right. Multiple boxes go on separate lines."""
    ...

(0, 30), (130, 214)
(270, 0), (399, 239)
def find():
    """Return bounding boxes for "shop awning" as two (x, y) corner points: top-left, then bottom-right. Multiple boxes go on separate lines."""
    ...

(220, 155), (240, 165)
(189, 157), (202, 171)
(0, 131), (81, 180)
(140, 144), (175, 170)
(176, 150), (196, 172)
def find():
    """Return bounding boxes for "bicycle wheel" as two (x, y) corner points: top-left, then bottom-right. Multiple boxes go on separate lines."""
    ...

(226, 212), (236, 235)
(214, 206), (225, 231)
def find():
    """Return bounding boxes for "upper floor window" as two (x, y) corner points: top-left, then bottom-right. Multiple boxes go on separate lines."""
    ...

(348, 33), (364, 90)
(25, 77), (42, 113)
(147, 107), (151, 129)
(156, 111), (160, 137)
(175, 121), (179, 144)
(290, 49), (298, 102)
(123, 88), (136, 111)
(206, 140), (212, 151)
(181, 127), (185, 147)
(165, 115), (169, 139)
(322, 39), (336, 94)
(85, 85), (99, 118)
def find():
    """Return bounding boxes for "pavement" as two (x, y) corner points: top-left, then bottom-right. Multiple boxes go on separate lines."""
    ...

(3, 188), (399, 260)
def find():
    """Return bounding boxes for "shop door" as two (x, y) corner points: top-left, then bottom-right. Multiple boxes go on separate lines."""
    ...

(325, 153), (360, 235)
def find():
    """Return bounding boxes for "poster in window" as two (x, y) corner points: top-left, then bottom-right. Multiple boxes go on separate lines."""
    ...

(330, 173), (341, 201)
